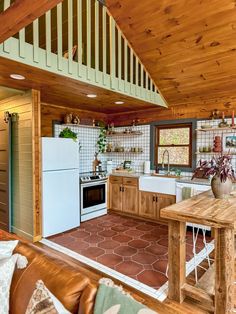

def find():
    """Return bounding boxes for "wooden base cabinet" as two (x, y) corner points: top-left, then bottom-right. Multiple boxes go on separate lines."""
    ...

(139, 191), (157, 219)
(109, 176), (138, 214)
(109, 176), (176, 222)
(139, 191), (176, 222)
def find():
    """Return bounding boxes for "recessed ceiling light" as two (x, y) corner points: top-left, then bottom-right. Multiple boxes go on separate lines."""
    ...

(10, 74), (25, 80)
(114, 101), (124, 105)
(87, 94), (97, 98)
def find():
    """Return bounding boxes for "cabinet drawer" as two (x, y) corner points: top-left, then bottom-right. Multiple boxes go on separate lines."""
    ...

(123, 177), (138, 186)
(109, 176), (123, 184)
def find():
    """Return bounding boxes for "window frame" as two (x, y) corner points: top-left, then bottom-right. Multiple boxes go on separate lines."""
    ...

(150, 119), (197, 172)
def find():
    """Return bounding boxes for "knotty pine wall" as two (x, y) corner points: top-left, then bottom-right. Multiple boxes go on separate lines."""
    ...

(108, 102), (236, 126)
(0, 91), (41, 241)
(41, 103), (107, 137)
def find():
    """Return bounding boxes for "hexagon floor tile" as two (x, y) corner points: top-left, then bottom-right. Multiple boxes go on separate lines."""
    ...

(48, 213), (211, 289)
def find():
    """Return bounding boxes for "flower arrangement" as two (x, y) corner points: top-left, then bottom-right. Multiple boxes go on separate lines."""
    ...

(192, 155), (235, 183)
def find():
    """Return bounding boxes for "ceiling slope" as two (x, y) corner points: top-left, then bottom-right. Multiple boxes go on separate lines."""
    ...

(106, 0), (236, 109)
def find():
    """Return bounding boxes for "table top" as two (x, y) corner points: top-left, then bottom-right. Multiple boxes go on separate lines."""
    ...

(160, 190), (236, 229)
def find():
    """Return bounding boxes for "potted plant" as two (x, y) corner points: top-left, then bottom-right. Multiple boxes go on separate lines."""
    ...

(59, 127), (77, 141)
(97, 126), (107, 154)
(192, 155), (235, 199)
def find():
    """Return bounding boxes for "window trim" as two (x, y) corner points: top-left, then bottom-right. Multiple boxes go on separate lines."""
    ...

(150, 119), (197, 172)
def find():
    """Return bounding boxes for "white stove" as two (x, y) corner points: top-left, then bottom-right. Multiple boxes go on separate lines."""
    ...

(80, 171), (108, 222)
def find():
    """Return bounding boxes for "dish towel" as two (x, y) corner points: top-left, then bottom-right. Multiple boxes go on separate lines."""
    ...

(182, 187), (192, 200)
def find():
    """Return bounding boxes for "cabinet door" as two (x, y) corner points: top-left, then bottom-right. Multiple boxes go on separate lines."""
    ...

(122, 185), (138, 214)
(109, 182), (122, 212)
(157, 193), (176, 220)
(139, 191), (156, 219)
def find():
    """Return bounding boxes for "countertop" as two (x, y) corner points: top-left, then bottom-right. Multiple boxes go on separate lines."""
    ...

(160, 189), (236, 228)
(176, 177), (211, 186)
(109, 172), (148, 178)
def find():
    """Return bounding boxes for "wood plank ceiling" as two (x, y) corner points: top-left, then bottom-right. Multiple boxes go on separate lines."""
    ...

(106, 0), (236, 109)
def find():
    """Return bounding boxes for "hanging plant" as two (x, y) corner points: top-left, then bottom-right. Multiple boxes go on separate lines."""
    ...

(59, 127), (77, 141)
(97, 127), (107, 153)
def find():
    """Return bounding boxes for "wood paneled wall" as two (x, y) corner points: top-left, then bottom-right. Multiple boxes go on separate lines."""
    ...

(0, 92), (34, 240)
(32, 90), (41, 241)
(108, 102), (236, 126)
(41, 103), (107, 137)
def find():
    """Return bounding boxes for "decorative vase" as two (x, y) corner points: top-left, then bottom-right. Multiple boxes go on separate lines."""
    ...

(211, 175), (232, 199)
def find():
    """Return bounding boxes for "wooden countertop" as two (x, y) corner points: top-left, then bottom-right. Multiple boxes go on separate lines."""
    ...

(160, 190), (236, 229)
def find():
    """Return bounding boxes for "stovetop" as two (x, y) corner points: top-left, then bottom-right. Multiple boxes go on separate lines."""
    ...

(80, 171), (108, 183)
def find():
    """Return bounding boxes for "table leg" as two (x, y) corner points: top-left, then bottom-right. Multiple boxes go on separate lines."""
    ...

(168, 220), (186, 302)
(215, 227), (234, 314)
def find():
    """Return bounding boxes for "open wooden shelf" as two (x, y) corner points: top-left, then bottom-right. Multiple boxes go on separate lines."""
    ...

(196, 126), (236, 132)
(106, 131), (143, 137)
(196, 151), (236, 155)
(104, 151), (143, 154)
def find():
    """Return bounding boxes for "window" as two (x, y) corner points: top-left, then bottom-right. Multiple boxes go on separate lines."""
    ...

(155, 123), (192, 168)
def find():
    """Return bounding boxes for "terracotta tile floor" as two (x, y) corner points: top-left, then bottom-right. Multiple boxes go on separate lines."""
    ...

(48, 213), (211, 289)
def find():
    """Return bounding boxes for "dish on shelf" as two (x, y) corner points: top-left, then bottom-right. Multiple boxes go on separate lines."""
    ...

(201, 125), (212, 129)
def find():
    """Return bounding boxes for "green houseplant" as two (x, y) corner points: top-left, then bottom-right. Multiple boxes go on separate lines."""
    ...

(97, 127), (107, 154)
(59, 127), (77, 141)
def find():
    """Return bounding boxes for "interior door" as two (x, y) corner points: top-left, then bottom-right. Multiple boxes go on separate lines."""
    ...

(0, 112), (11, 231)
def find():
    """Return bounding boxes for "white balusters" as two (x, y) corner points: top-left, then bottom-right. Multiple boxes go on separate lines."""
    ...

(45, 10), (51, 67)
(102, 6), (107, 84)
(95, 0), (99, 82)
(86, 0), (91, 79)
(3, 0), (11, 52)
(68, 0), (73, 74)
(110, 16), (116, 89)
(19, 28), (25, 58)
(33, 19), (39, 63)
(77, 0), (82, 77)
(57, 3), (63, 70)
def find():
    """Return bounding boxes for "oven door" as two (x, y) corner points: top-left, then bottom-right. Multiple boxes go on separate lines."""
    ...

(81, 180), (107, 215)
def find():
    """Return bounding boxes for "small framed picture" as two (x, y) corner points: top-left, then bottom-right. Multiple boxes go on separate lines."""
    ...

(223, 133), (236, 152)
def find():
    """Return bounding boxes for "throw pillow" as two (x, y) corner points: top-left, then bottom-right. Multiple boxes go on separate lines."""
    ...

(26, 280), (71, 314)
(0, 253), (25, 314)
(94, 278), (157, 314)
(0, 240), (18, 259)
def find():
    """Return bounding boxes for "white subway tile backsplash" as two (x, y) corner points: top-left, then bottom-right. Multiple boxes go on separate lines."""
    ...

(54, 124), (150, 173)
(54, 119), (236, 175)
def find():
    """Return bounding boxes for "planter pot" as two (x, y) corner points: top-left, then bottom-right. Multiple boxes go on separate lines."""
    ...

(211, 175), (232, 199)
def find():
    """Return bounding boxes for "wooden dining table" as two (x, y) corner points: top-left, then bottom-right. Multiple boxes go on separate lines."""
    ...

(160, 189), (236, 314)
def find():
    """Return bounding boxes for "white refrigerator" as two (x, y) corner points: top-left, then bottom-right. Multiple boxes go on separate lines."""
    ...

(42, 137), (80, 237)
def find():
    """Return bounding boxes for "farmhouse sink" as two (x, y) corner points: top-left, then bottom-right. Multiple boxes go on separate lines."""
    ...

(139, 176), (176, 195)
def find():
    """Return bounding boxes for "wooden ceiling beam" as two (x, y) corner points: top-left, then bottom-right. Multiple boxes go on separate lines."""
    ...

(0, 0), (63, 43)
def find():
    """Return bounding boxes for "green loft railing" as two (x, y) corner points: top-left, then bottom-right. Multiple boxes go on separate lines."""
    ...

(0, 0), (167, 108)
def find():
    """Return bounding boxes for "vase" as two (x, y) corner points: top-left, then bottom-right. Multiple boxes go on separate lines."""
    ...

(211, 175), (232, 199)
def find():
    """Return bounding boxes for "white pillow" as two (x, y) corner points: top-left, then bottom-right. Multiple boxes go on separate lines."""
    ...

(26, 280), (71, 314)
(0, 254), (18, 314)
(47, 288), (71, 314)
(0, 240), (18, 259)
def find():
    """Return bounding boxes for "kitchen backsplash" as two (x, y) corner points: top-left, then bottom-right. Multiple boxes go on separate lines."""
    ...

(54, 118), (236, 175)
(54, 124), (150, 173)
(197, 118), (236, 170)
(54, 124), (106, 173)
(106, 125), (150, 173)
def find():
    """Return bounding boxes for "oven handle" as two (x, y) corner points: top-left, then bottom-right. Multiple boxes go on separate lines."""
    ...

(81, 180), (107, 187)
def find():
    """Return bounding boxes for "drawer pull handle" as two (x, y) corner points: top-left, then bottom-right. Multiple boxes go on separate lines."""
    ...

(156, 196), (158, 202)
(153, 196), (155, 202)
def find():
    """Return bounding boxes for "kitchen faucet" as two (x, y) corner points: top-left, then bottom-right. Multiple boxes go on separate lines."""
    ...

(162, 149), (170, 175)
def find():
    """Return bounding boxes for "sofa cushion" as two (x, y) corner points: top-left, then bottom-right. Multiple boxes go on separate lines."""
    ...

(10, 243), (91, 314)
(25, 280), (58, 314)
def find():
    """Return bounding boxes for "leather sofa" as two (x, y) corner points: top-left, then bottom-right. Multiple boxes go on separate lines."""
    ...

(10, 241), (97, 314)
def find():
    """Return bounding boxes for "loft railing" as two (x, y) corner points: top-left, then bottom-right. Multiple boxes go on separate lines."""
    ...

(0, 0), (167, 107)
